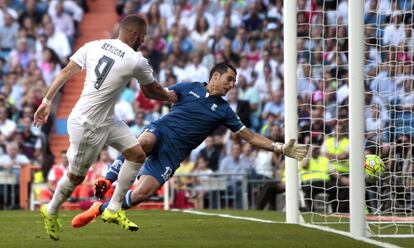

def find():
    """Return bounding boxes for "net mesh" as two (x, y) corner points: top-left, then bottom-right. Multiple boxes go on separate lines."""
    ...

(297, 0), (414, 237)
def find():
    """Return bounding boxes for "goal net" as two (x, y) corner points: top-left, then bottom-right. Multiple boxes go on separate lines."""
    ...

(297, 0), (414, 237)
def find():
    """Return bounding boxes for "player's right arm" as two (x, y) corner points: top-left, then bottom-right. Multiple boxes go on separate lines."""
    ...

(133, 56), (177, 103)
(237, 128), (308, 161)
(33, 61), (81, 127)
(141, 81), (177, 103)
(223, 105), (308, 161)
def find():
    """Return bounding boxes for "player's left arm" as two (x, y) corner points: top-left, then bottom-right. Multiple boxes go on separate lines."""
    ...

(237, 128), (308, 161)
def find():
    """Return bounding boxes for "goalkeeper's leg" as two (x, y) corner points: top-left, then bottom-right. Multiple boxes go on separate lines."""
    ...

(72, 175), (160, 229)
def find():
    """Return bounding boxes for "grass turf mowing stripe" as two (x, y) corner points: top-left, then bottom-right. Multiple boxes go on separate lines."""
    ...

(180, 209), (400, 248)
(300, 223), (401, 248)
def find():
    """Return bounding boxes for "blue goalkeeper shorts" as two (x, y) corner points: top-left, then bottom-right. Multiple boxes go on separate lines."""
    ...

(137, 123), (180, 185)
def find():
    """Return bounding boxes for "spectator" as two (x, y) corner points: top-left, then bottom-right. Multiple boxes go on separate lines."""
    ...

(262, 90), (284, 121)
(92, 148), (113, 179)
(208, 27), (226, 55)
(38, 47), (61, 86)
(0, 12), (19, 53)
(0, 142), (29, 208)
(145, 2), (166, 36)
(190, 15), (212, 51)
(8, 38), (34, 70)
(238, 75), (261, 132)
(297, 63), (317, 96)
(300, 146), (332, 211)
(396, 78), (414, 111)
(49, 1), (75, 40)
(232, 27), (248, 55)
(198, 136), (222, 172)
(115, 95), (135, 124)
(226, 88), (251, 128)
(218, 143), (250, 209)
(145, 39), (164, 74)
(18, 0), (45, 25)
(40, 150), (92, 203)
(44, 21), (71, 64)
(240, 142), (256, 173)
(222, 38), (240, 66)
(237, 56), (254, 85)
(172, 157), (195, 209)
(0, 105), (17, 142)
(321, 121), (350, 213)
(365, 103), (388, 142)
(48, 0), (84, 35)
(383, 13), (406, 47)
(16, 116), (42, 160)
(39, 151), (68, 203)
(129, 111), (147, 136)
(0, 0), (18, 27)
(243, 37), (261, 65)
(242, 3), (264, 34)
(184, 52), (209, 83)
(192, 155), (213, 209)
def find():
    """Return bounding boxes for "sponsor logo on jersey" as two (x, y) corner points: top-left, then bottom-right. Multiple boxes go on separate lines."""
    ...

(189, 91), (200, 98)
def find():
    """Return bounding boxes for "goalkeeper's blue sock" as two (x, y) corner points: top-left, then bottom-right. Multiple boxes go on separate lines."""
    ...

(99, 190), (134, 213)
(106, 155), (125, 183)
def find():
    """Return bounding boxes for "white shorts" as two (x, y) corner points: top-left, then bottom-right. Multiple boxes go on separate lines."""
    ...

(66, 117), (138, 176)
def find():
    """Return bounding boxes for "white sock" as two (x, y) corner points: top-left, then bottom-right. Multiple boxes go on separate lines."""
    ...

(47, 174), (77, 215)
(107, 160), (141, 212)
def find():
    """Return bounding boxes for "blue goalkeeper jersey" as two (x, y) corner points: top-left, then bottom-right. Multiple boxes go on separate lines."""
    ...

(152, 82), (245, 163)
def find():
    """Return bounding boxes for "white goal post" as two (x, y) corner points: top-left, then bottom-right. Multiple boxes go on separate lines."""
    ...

(284, 0), (414, 238)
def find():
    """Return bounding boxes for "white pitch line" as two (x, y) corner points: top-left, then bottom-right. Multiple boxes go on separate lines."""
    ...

(179, 209), (285, 224)
(178, 209), (400, 248)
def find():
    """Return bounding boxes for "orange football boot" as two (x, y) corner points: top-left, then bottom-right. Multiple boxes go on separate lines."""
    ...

(72, 201), (102, 228)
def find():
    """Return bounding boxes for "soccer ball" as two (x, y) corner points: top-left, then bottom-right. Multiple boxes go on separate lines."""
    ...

(364, 154), (385, 181)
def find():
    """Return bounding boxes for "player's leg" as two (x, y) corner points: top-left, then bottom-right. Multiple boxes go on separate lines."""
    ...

(42, 122), (107, 240)
(100, 175), (160, 231)
(109, 175), (161, 210)
(95, 131), (157, 199)
(104, 122), (157, 223)
(72, 175), (160, 229)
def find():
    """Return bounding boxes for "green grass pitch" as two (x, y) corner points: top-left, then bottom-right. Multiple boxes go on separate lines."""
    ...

(0, 210), (411, 248)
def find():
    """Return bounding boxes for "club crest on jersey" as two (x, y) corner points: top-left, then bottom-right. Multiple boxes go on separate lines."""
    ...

(211, 103), (217, 111)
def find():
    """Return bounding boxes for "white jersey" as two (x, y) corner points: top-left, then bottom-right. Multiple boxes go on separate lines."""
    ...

(69, 39), (154, 127)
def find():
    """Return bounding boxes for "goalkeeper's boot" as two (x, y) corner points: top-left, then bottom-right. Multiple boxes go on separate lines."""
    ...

(40, 205), (62, 240)
(71, 201), (102, 228)
(101, 208), (139, 231)
(95, 178), (112, 199)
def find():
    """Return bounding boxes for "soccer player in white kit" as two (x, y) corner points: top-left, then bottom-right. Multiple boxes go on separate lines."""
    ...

(33, 15), (177, 240)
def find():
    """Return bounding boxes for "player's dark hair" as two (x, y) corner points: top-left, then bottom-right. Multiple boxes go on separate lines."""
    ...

(119, 15), (147, 32)
(209, 62), (237, 80)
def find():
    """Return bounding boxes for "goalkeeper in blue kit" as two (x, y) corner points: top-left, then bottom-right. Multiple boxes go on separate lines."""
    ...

(72, 62), (308, 230)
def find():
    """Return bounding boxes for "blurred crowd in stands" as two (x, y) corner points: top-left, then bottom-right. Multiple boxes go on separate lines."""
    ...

(0, 0), (413, 211)
(0, 0), (87, 208)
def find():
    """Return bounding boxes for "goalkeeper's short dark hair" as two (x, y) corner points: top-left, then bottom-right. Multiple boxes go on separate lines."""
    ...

(209, 62), (237, 81)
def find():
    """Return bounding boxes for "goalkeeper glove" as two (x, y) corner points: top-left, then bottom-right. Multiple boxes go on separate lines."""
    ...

(273, 139), (308, 161)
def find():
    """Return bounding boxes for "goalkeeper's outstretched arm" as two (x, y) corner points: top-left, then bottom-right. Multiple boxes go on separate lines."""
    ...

(237, 128), (308, 161)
